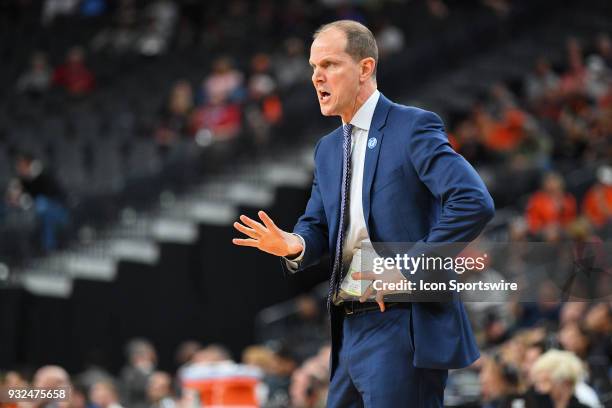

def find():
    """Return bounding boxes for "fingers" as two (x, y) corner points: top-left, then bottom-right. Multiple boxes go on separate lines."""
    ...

(376, 291), (386, 312)
(359, 284), (375, 303)
(352, 271), (380, 281)
(239, 214), (267, 234)
(357, 283), (386, 312)
(232, 238), (259, 248)
(233, 222), (259, 239)
(258, 210), (279, 232)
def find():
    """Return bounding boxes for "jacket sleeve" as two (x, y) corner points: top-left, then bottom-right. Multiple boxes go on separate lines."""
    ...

(408, 110), (495, 244)
(280, 140), (329, 274)
(394, 110), (495, 288)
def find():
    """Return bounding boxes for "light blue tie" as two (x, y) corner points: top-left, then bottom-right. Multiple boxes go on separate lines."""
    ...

(328, 123), (353, 310)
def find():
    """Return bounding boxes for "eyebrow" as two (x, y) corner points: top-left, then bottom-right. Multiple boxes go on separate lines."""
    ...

(309, 57), (340, 68)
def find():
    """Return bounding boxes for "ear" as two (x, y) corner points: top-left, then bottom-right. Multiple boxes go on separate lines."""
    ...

(360, 57), (376, 82)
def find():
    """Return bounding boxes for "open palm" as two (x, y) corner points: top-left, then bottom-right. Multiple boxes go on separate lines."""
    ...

(232, 210), (303, 257)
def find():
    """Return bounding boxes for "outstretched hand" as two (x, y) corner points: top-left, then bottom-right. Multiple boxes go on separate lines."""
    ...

(232, 210), (303, 258)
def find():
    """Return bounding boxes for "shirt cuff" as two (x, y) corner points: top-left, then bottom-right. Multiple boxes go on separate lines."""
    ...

(283, 234), (305, 271)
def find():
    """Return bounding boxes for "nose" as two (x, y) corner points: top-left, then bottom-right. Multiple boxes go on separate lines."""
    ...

(312, 67), (324, 84)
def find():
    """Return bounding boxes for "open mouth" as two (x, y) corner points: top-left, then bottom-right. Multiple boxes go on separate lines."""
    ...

(318, 90), (331, 103)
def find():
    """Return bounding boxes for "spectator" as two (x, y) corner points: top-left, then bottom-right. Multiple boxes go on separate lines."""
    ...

(452, 117), (491, 165)
(135, 0), (178, 57)
(16, 52), (52, 96)
(245, 53), (283, 146)
(286, 295), (327, 362)
(2, 370), (27, 388)
(53, 46), (96, 95)
(525, 172), (577, 236)
(559, 322), (590, 359)
(146, 371), (176, 408)
(560, 38), (587, 96)
(190, 92), (242, 141)
(137, 21), (168, 57)
(42, 0), (79, 25)
(242, 345), (287, 407)
(594, 33), (612, 68)
(289, 345), (329, 408)
(375, 18), (405, 58)
(520, 341), (546, 382)
(560, 302), (589, 327)
(119, 338), (157, 408)
(6, 152), (69, 251)
(582, 165), (612, 229)
(90, 380), (125, 408)
(426, 0), (449, 19)
(583, 303), (612, 398)
(479, 354), (528, 408)
(530, 349), (590, 408)
(71, 384), (95, 408)
(91, 19), (139, 55)
(584, 55), (611, 101)
(472, 100), (527, 154)
(237, 341), (299, 407)
(1, 370), (28, 408)
(242, 345), (275, 371)
(76, 349), (115, 395)
(525, 57), (560, 109)
(32, 365), (72, 408)
(512, 280), (562, 330)
(521, 341), (601, 408)
(155, 80), (194, 146)
(174, 340), (202, 370)
(201, 57), (244, 103)
(275, 37), (310, 89)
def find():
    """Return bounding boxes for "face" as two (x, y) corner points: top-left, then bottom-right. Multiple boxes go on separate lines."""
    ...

(90, 382), (116, 407)
(532, 370), (552, 394)
(543, 174), (563, 194)
(147, 373), (171, 401)
(521, 347), (542, 379)
(309, 28), (363, 120)
(479, 360), (506, 400)
(558, 324), (588, 355)
(15, 158), (30, 177)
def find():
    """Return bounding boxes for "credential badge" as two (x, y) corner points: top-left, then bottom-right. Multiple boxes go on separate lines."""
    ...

(367, 137), (377, 149)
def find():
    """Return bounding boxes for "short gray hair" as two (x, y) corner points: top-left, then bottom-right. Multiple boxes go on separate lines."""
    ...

(313, 20), (378, 78)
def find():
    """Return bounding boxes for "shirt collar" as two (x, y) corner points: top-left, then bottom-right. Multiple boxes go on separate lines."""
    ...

(343, 89), (380, 131)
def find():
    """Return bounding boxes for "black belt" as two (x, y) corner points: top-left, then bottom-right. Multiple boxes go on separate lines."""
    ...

(341, 301), (411, 316)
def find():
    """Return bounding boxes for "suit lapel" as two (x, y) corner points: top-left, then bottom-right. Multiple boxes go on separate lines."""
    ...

(362, 94), (392, 230)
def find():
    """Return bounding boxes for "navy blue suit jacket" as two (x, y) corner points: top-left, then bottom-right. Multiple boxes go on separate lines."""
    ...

(284, 93), (494, 374)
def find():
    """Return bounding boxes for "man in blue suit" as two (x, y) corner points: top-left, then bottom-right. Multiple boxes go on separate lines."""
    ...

(233, 20), (494, 407)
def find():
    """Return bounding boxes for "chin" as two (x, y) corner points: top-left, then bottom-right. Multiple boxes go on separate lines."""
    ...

(319, 105), (335, 117)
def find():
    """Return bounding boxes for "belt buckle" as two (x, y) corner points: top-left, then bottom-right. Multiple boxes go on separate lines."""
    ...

(344, 301), (355, 315)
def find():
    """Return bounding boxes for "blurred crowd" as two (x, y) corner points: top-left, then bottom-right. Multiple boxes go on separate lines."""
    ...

(448, 34), (612, 241)
(1, 1), (611, 407)
(5, 1), (611, 256)
(4, 0), (408, 256)
(449, 34), (612, 168)
(0, 333), (332, 408)
(475, 301), (612, 408)
(0, 297), (610, 408)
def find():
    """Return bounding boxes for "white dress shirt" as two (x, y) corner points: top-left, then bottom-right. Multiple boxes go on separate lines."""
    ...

(286, 89), (380, 270)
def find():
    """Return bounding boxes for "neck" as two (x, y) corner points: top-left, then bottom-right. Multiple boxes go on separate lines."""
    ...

(341, 81), (376, 124)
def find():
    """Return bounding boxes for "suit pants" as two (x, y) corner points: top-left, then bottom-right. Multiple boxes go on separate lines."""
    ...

(327, 306), (448, 408)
